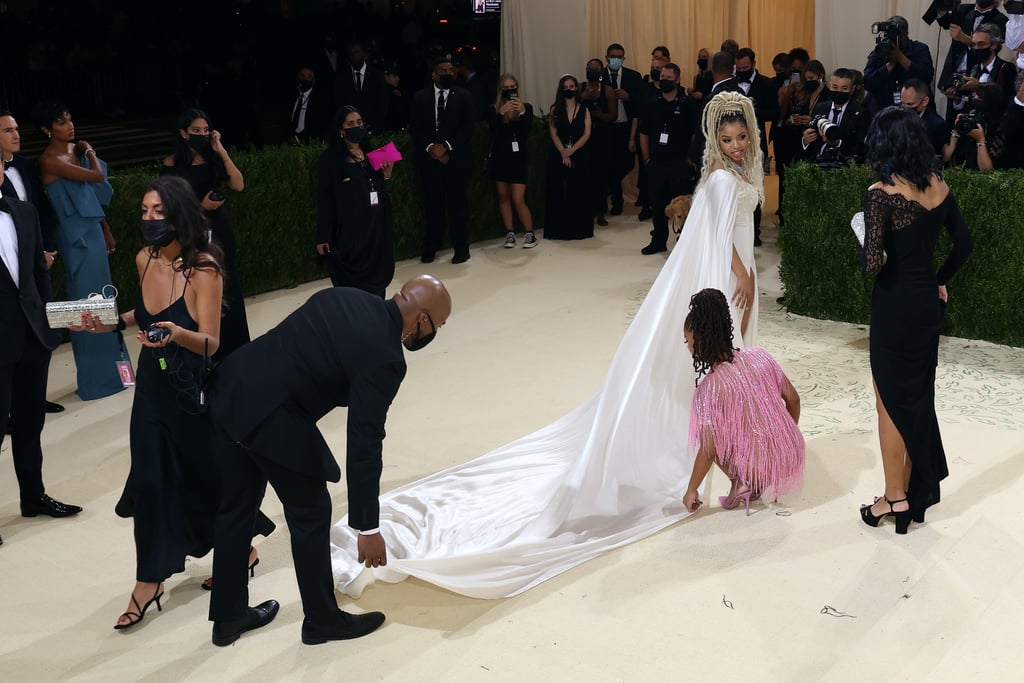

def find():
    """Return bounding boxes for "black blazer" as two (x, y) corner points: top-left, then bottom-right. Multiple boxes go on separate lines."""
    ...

(921, 108), (952, 155)
(0, 197), (60, 359)
(603, 65), (644, 119)
(801, 99), (869, 162)
(938, 4), (1009, 90)
(335, 64), (390, 132)
(711, 77), (745, 96)
(409, 84), (476, 172)
(286, 87), (333, 143)
(2, 154), (57, 252)
(208, 288), (407, 530)
(1000, 99), (1024, 169)
(744, 73), (781, 153)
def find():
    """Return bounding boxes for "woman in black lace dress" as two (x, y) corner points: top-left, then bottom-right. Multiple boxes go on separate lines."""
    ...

(544, 74), (593, 240)
(858, 107), (973, 533)
(161, 109), (250, 361)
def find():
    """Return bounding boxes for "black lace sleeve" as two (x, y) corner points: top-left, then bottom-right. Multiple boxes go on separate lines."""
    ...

(859, 189), (890, 276)
(936, 192), (973, 285)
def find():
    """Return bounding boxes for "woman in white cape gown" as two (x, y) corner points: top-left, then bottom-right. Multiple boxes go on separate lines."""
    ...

(330, 93), (765, 599)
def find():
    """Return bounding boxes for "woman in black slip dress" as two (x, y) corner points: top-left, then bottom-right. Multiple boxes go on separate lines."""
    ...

(858, 107), (973, 534)
(161, 108), (250, 361)
(79, 176), (273, 630)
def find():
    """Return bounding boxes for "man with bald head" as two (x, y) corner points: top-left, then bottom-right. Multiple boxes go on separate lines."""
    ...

(207, 276), (452, 647)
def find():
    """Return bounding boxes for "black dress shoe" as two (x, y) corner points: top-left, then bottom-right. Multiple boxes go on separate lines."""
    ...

(640, 242), (667, 255)
(212, 600), (280, 647)
(45, 401), (65, 413)
(301, 610), (386, 645)
(637, 208), (652, 221)
(451, 252), (470, 264)
(21, 493), (82, 518)
(754, 236), (762, 247)
(420, 252), (435, 264)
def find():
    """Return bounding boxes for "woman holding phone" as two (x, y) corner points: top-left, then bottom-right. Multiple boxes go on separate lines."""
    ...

(489, 74), (537, 249)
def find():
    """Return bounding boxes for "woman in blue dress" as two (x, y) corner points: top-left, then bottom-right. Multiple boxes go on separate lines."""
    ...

(33, 100), (124, 400)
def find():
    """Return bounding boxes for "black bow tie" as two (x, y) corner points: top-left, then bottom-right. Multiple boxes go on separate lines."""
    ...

(2, 157), (12, 171)
(736, 75), (751, 84)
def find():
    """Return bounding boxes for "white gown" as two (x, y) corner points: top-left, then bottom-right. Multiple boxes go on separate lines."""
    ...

(330, 169), (760, 599)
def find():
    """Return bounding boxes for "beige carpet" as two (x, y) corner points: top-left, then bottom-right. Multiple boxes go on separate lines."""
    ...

(3, 191), (1023, 682)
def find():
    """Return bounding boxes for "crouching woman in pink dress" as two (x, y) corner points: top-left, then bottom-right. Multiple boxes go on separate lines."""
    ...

(681, 288), (805, 515)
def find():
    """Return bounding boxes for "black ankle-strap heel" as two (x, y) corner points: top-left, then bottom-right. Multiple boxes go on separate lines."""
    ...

(860, 496), (911, 534)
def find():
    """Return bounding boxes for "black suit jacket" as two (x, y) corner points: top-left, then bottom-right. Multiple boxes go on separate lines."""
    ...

(603, 66), (644, 119)
(2, 154), (57, 252)
(711, 77), (745, 96)
(409, 84), (476, 172)
(921, 107), (952, 155)
(335, 64), (390, 132)
(0, 197), (60, 359)
(1000, 98), (1024, 169)
(801, 99), (869, 162)
(208, 288), (407, 530)
(938, 4), (1009, 90)
(286, 87), (333, 143)
(742, 73), (781, 154)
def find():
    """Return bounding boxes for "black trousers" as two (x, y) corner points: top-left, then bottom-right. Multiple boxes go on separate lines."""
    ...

(209, 425), (338, 624)
(647, 158), (696, 247)
(607, 122), (633, 207)
(417, 160), (469, 258)
(0, 324), (50, 503)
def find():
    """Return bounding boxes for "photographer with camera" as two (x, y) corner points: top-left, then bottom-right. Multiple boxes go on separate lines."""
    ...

(901, 79), (953, 155)
(863, 16), (935, 119)
(936, 2), (1009, 120)
(942, 83), (1007, 169)
(800, 68), (870, 164)
(942, 24), (1017, 118)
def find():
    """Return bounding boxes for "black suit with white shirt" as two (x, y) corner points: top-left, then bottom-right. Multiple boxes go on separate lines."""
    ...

(336, 63), (390, 132)
(800, 98), (869, 163)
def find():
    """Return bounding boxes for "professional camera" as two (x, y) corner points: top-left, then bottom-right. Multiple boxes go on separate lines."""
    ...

(146, 324), (172, 344)
(955, 109), (986, 136)
(922, 0), (958, 28)
(811, 114), (842, 143)
(1005, 0), (1024, 15)
(872, 21), (900, 58)
(950, 73), (969, 91)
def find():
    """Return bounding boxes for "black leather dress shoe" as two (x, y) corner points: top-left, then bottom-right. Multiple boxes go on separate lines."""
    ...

(45, 401), (65, 413)
(640, 242), (667, 255)
(21, 494), (82, 518)
(420, 253), (435, 264)
(301, 610), (386, 645)
(212, 600), (280, 647)
(451, 252), (470, 264)
(637, 208), (652, 221)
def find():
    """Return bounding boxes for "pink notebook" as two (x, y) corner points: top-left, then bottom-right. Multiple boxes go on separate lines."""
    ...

(366, 141), (403, 171)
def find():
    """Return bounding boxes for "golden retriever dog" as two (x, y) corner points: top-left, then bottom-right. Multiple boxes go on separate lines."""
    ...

(665, 194), (692, 234)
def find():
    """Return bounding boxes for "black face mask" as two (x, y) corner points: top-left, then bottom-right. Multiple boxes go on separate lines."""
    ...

(735, 69), (754, 82)
(650, 67), (662, 80)
(437, 74), (455, 90)
(562, 89), (577, 100)
(586, 69), (602, 82)
(404, 317), (437, 351)
(971, 47), (993, 63)
(298, 79), (313, 92)
(804, 79), (820, 91)
(343, 125), (368, 144)
(141, 219), (175, 248)
(659, 79), (676, 93)
(830, 91), (851, 105)
(188, 134), (211, 152)
(976, 0), (995, 9)
(697, 58), (709, 71)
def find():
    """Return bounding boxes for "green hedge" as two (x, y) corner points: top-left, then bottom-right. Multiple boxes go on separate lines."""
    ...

(779, 163), (1024, 347)
(50, 120), (551, 308)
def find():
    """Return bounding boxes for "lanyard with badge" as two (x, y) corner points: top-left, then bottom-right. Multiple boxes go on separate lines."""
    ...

(659, 101), (682, 145)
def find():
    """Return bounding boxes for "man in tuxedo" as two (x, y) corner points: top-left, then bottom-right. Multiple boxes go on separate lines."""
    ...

(901, 79), (953, 156)
(0, 191), (83, 546)
(409, 54), (476, 264)
(207, 275), (452, 646)
(938, 1), (1009, 120)
(801, 68), (870, 163)
(335, 41), (389, 133)
(944, 23), (1018, 119)
(603, 42), (644, 215)
(735, 48), (780, 246)
(285, 68), (333, 145)
(862, 15), (935, 119)
(1, 111), (63, 415)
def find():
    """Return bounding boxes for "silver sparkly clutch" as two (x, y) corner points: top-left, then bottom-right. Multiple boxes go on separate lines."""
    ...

(850, 211), (866, 246)
(46, 285), (119, 329)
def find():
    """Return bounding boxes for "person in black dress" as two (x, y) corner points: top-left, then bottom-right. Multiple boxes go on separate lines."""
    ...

(489, 74), (538, 249)
(161, 109), (250, 361)
(580, 58), (619, 227)
(315, 107), (396, 298)
(858, 107), (973, 533)
(77, 177), (273, 629)
(544, 75), (593, 241)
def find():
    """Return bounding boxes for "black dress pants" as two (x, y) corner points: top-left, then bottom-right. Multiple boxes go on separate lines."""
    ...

(0, 324), (50, 503)
(417, 160), (469, 258)
(647, 158), (695, 247)
(209, 425), (338, 624)
(607, 122), (633, 207)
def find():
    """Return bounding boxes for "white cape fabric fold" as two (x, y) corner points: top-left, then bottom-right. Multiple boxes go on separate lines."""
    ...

(331, 170), (759, 599)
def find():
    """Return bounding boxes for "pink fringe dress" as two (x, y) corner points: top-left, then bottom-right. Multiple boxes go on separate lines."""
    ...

(688, 347), (805, 498)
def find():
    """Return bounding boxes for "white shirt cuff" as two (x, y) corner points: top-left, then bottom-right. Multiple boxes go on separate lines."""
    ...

(358, 527), (380, 536)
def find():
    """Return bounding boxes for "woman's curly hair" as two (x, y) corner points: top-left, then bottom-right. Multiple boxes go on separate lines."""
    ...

(684, 288), (736, 384)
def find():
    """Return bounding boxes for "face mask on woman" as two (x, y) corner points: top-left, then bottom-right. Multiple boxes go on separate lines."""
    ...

(562, 88), (577, 100)
(141, 219), (175, 248)
(343, 125), (368, 144)
(188, 134), (211, 152)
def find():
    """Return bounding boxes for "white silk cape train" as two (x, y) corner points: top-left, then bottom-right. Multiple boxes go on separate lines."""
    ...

(330, 169), (760, 599)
